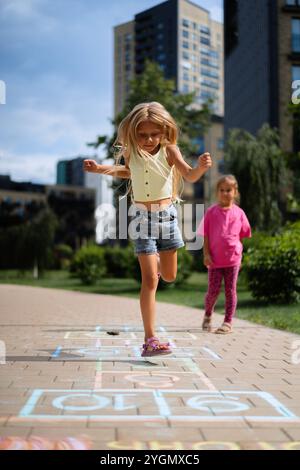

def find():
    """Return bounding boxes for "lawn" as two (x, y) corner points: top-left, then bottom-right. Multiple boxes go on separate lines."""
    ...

(0, 270), (299, 334)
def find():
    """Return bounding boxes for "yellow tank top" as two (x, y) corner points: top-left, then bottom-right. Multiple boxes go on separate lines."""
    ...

(129, 146), (173, 202)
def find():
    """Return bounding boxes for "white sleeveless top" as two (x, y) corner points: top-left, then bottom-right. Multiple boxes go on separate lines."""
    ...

(129, 146), (173, 202)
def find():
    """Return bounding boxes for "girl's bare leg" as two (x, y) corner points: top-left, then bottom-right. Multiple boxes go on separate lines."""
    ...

(138, 254), (159, 340)
(159, 249), (178, 283)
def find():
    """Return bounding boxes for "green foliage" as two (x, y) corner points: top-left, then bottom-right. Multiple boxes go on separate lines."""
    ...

(0, 209), (58, 271)
(53, 244), (73, 270)
(174, 248), (194, 285)
(244, 222), (300, 304)
(104, 245), (135, 278)
(129, 247), (193, 288)
(90, 61), (212, 162)
(225, 124), (287, 231)
(121, 61), (212, 157)
(70, 245), (106, 285)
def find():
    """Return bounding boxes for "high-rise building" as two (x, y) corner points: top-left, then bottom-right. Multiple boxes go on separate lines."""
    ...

(56, 157), (86, 186)
(114, 0), (224, 117)
(224, 0), (300, 152)
(114, 0), (224, 206)
(56, 156), (114, 210)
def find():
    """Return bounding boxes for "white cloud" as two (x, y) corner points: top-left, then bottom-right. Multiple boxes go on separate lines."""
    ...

(0, 149), (58, 184)
(0, 0), (58, 32)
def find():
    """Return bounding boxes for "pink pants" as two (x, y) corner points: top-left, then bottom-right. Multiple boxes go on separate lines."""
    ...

(205, 266), (240, 323)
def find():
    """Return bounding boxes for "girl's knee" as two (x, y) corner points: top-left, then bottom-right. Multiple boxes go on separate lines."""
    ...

(161, 272), (176, 283)
(142, 273), (159, 290)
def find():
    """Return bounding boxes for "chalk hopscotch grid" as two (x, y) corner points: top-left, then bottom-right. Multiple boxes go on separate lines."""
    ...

(17, 389), (299, 423)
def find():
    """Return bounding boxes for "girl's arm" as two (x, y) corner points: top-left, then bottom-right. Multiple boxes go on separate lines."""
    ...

(83, 159), (131, 179)
(203, 236), (212, 267)
(166, 145), (212, 183)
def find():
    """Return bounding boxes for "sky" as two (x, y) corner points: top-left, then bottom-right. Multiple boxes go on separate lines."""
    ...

(0, 0), (223, 184)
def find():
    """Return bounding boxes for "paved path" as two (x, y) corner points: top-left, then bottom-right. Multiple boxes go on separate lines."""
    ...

(0, 284), (300, 451)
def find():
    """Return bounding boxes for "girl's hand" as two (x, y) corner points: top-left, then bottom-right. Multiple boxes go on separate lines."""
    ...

(198, 152), (212, 172)
(83, 159), (99, 173)
(204, 254), (212, 268)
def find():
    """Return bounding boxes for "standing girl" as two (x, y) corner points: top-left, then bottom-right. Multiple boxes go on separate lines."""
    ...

(84, 102), (212, 355)
(197, 175), (251, 334)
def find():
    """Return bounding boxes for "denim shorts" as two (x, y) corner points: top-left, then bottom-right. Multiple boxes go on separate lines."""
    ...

(129, 203), (185, 255)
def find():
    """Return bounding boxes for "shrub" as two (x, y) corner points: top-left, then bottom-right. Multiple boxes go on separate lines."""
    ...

(244, 223), (300, 304)
(174, 248), (194, 286)
(53, 244), (73, 270)
(129, 247), (193, 288)
(70, 245), (106, 285)
(104, 245), (135, 278)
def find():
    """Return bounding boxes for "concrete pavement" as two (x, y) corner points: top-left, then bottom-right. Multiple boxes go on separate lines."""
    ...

(0, 284), (300, 450)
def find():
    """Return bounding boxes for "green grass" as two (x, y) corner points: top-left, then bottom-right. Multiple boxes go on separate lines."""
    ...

(1, 270), (299, 334)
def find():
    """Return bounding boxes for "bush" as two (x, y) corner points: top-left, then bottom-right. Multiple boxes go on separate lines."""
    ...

(174, 248), (193, 286)
(53, 244), (73, 270)
(244, 223), (300, 304)
(70, 245), (106, 285)
(104, 245), (135, 278)
(128, 247), (193, 288)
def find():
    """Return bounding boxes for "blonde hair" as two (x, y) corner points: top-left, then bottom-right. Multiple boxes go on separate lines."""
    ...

(114, 102), (184, 201)
(216, 174), (240, 204)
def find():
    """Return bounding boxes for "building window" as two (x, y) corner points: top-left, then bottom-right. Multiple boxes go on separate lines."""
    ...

(201, 48), (210, 56)
(201, 79), (219, 90)
(286, 0), (300, 5)
(201, 58), (219, 69)
(201, 68), (219, 79)
(200, 25), (210, 35)
(182, 40), (189, 49)
(194, 137), (205, 154)
(183, 72), (190, 81)
(209, 50), (219, 58)
(182, 18), (190, 28)
(292, 65), (300, 81)
(182, 62), (191, 70)
(217, 138), (224, 150)
(200, 37), (210, 46)
(218, 159), (225, 174)
(182, 84), (189, 93)
(292, 19), (300, 52)
(182, 29), (189, 38)
(182, 51), (189, 60)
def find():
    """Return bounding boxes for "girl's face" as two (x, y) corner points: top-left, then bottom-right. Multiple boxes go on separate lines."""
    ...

(136, 121), (163, 154)
(217, 181), (237, 207)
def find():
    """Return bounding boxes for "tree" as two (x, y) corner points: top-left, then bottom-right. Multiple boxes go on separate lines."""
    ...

(88, 60), (212, 161)
(86, 61), (213, 246)
(0, 208), (58, 271)
(225, 124), (287, 232)
(285, 101), (300, 216)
